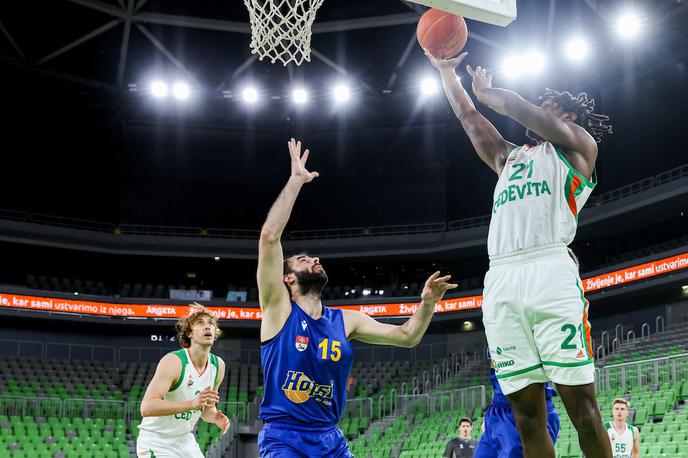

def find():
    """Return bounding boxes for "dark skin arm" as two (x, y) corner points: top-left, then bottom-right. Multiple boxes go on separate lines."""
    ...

(426, 51), (516, 175)
(466, 64), (597, 180)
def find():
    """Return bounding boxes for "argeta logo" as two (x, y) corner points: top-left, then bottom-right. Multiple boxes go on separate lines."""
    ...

(295, 335), (309, 352)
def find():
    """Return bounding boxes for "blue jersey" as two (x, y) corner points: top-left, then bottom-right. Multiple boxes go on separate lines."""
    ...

(260, 302), (355, 431)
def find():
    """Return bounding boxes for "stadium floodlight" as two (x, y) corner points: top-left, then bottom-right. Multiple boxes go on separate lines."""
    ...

(332, 83), (351, 103)
(362, 289), (371, 296)
(242, 87), (259, 104)
(525, 51), (546, 74)
(172, 82), (190, 100)
(378, 290), (384, 296)
(420, 76), (439, 95)
(214, 256), (220, 261)
(501, 55), (524, 79)
(617, 12), (641, 39)
(292, 87), (308, 104)
(565, 38), (589, 62)
(150, 80), (168, 98)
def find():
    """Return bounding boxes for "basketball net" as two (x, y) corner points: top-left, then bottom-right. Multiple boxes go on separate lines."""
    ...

(243, 0), (325, 66)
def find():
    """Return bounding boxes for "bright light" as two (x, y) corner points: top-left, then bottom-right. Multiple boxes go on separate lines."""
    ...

(292, 87), (308, 104)
(525, 51), (546, 74)
(617, 13), (641, 39)
(333, 84), (351, 102)
(242, 87), (258, 103)
(172, 82), (190, 100)
(682, 285), (688, 291)
(150, 80), (168, 98)
(214, 256), (220, 261)
(501, 55), (524, 79)
(378, 290), (384, 295)
(420, 76), (438, 95)
(362, 289), (371, 296)
(565, 38), (589, 61)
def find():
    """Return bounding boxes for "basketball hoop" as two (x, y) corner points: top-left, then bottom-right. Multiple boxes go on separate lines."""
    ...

(243, 0), (325, 66)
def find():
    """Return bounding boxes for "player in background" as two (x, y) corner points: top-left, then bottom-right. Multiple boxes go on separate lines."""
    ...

(444, 417), (478, 458)
(426, 49), (612, 458)
(257, 138), (457, 457)
(137, 305), (230, 457)
(605, 399), (640, 458)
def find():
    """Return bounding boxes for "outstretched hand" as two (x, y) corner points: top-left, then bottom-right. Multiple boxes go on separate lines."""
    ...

(424, 50), (469, 74)
(466, 64), (493, 100)
(420, 271), (458, 304)
(288, 138), (319, 184)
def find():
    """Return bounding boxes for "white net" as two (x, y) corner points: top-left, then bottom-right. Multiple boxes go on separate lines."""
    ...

(243, 0), (326, 66)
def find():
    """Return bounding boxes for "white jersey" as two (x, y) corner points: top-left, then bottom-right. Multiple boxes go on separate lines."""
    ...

(487, 142), (596, 257)
(139, 349), (220, 438)
(605, 422), (635, 458)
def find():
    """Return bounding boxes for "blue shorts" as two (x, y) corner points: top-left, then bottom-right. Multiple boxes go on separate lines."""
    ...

(258, 423), (354, 458)
(474, 403), (560, 458)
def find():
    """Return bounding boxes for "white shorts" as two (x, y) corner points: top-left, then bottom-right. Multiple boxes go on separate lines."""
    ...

(482, 244), (595, 395)
(136, 430), (205, 458)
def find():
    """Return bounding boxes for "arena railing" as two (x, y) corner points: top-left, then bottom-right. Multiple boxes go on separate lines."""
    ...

(0, 163), (685, 240)
(394, 385), (485, 419)
(595, 353), (688, 393)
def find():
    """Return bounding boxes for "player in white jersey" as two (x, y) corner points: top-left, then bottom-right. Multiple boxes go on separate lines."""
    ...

(426, 50), (613, 458)
(137, 305), (230, 457)
(605, 398), (640, 458)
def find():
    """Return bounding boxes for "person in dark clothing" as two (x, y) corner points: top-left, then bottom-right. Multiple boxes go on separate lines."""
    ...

(444, 417), (479, 458)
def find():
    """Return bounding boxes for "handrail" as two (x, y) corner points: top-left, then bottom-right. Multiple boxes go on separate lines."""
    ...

(626, 330), (635, 342)
(615, 324), (624, 344)
(656, 315), (665, 333)
(0, 162), (684, 240)
(641, 323), (650, 341)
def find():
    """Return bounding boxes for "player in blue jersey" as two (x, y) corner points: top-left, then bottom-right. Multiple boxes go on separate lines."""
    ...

(256, 138), (458, 458)
(474, 351), (560, 458)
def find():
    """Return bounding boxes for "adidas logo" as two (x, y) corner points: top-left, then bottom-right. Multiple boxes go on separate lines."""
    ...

(576, 350), (585, 359)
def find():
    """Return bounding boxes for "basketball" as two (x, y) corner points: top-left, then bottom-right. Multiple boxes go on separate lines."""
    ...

(417, 8), (468, 59)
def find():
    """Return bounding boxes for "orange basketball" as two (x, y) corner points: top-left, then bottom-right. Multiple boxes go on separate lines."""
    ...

(417, 8), (468, 59)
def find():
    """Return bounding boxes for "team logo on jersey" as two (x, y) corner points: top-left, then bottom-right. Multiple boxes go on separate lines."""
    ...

(187, 374), (195, 387)
(301, 320), (307, 330)
(281, 370), (334, 405)
(295, 335), (309, 352)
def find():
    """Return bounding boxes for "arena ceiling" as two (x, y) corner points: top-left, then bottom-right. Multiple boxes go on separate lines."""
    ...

(0, 0), (687, 229)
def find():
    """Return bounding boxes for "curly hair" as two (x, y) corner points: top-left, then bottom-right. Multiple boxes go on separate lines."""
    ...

(538, 88), (613, 143)
(176, 309), (222, 348)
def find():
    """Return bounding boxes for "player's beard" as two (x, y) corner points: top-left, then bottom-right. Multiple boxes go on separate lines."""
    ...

(294, 268), (328, 297)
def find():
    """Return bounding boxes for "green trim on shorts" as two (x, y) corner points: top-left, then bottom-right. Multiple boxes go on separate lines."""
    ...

(575, 281), (593, 361)
(495, 363), (543, 379)
(541, 359), (594, 367)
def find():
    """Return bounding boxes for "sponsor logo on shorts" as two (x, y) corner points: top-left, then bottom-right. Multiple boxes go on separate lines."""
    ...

(495, 360), (515, 369)
(495, 345), (516, 355)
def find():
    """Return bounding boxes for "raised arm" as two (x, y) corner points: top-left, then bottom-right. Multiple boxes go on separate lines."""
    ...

(201, 357), (230, 434)
(140, 353), (219, 417)
(466, 65), (597, 178)
(344, 272), (457, 347)
(426, 51), (516, 175)
(258, 139), (319, 338)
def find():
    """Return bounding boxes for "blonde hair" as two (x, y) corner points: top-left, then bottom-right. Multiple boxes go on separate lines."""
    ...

(612, 398), (629, 408)
(175, 305), (222, 348)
